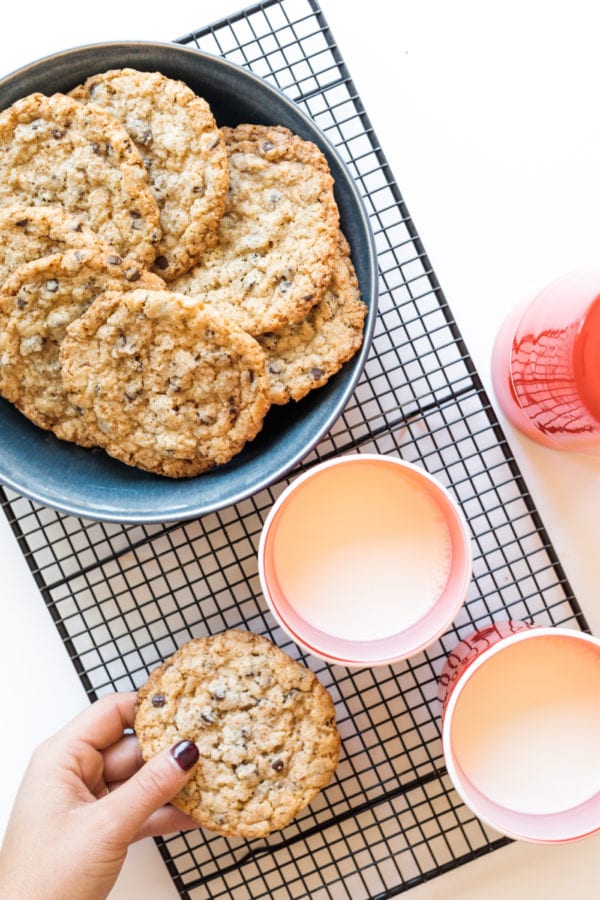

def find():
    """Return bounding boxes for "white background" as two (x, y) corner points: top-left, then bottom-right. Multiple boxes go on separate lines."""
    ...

(1, 1), (600, 897)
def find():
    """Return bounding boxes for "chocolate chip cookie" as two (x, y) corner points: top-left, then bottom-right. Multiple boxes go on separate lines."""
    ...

(0, 248), (165, 445)
(134, 630), (340, 838)
(0, 204), (108, 290)
(70, 69), (228, 281)
(172, 124), (340, 336)
(60, 289), (271, 477)
(259, 232), (368, 404)
(0, 91), (161, 267)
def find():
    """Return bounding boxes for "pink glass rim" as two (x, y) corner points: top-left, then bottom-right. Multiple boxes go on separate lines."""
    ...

(441, 626), (600, 843)
(258, 454), (472, 668)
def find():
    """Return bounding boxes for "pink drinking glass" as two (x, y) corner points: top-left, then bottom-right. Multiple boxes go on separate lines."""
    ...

(439, 621), (600, 843)
(491, 265), (600, 453)
(258, 454), (472, 668)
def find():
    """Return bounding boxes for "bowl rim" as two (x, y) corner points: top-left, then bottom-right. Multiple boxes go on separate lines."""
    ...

(0, 40), (379, 523)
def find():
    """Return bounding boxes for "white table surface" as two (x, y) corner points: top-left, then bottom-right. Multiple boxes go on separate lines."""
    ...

(1, 0), (600, 897)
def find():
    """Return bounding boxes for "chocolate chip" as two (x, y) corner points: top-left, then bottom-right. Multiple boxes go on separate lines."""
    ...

(142, 128), (153, 144)
(151, 693), (166, 707)
(16, 298), (27, 309)
(271, 759), (284, 772)
(125, 268), (141, 282)
(310, 367), (324, 381)
(91, 142), (101, 155)
(15, 218), (28, 227)
(107, 254), (122, 266)
(155, 255), (169, 270)
(268, 362), (283, 375)
(51, 128), (66, 139)
(130, 210), (142, 219)
(302, 293), (314, 302)
(212, 687), (226, 700)
(45, 279), (59, 293)
(278, 279), (292, 293)
(200, 709), (216, 724)
(261, 141), (274, 153)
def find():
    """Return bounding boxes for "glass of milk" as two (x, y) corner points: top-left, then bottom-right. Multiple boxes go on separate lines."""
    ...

(439, 621), (600, 842)
(258, 453), (472, 667)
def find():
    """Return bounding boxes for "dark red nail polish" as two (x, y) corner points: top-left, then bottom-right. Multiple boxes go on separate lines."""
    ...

(170, 740), (199, 771)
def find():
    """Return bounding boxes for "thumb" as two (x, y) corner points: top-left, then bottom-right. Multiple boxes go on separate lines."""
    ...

(102, 740), (199, 843)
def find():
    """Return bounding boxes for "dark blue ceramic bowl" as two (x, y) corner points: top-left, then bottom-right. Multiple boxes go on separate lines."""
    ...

(0, 42), (377, 523)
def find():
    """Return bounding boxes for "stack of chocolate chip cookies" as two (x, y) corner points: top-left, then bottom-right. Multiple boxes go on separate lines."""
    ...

(0, 68), (367, 477)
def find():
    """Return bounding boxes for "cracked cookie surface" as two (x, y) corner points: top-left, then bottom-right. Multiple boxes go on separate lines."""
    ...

(0, 91), (161, 266)
(0, 248), (164, 445)
(60, 289), (271, 477)
(259, 232), (367, 404)
(134, 630), (340, 838)
(70, 69), (228, 281)
(172, 124), (339, 336)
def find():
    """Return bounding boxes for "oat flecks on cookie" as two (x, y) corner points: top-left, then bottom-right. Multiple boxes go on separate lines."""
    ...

(0, 91), (161, 267)
(0, 248), (165, 446)
(70, 69), (229, 281)
(172, 123), (340, 336)
(134, 630), (340, 838)
(259, 232), (368, 404)
(0, 204), (109, 289)
(60, 289), (271, 478)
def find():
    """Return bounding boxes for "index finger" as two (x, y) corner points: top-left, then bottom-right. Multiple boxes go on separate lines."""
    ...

(60, 691), (138, 751)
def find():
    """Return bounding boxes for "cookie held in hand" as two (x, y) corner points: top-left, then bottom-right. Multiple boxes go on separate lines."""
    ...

(134, 630), (340, 838)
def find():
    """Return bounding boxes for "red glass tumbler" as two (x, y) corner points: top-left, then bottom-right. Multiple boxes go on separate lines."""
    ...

(491, 266), (600, 453)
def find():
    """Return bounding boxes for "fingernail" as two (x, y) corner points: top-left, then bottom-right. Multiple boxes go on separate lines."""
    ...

(170, 740), (199, 771)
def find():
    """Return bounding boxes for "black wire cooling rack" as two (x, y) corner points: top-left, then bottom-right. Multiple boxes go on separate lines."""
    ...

(0, 0), (590, 897)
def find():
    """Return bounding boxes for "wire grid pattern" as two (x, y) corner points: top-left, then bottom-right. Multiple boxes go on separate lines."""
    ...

(0, 0), (589, 897)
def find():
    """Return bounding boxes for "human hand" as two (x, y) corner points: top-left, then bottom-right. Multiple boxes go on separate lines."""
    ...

(0, 691), (199, 900)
